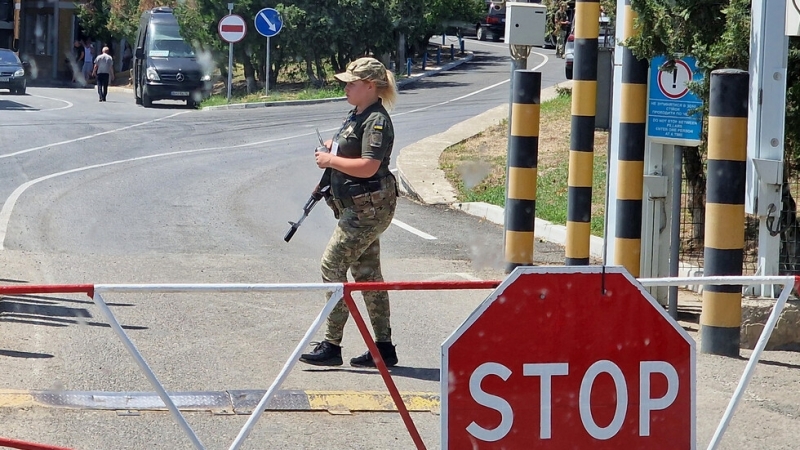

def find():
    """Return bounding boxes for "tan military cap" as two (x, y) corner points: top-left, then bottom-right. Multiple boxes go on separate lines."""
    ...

(334, 57), (388, 85)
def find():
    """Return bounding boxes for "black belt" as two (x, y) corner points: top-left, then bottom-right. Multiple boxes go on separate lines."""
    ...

(332, 176), (394, 209)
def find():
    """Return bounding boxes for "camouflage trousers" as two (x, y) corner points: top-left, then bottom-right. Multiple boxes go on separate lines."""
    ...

(322, 178), (397, 345)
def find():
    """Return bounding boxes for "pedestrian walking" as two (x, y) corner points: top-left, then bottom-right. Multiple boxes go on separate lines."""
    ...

(71, 40), (84, 83)
(554, 3), (571, 58)
(92, 47), (114, 102)
(299, 57), (400, 368)
(82, 39), (94, 84)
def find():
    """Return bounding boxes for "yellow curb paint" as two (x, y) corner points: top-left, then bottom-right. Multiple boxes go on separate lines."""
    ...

(0, 390), (37, 407)
(305, 391), (439, 413)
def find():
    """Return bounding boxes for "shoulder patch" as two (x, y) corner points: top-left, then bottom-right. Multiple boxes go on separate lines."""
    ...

(368, 130), (383, 147)
(373, 116), (386, 131)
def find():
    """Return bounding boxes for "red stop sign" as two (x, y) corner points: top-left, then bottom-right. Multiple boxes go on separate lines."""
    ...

(442, 267), (695, 449)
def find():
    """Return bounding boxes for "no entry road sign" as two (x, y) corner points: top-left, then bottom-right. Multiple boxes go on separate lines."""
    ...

(442, 266), (695, 449)
(218, 14), (246, 43)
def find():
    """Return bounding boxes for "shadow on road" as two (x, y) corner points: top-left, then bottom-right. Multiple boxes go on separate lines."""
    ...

(303, 366), (440, 382)
(0, 96), (37, 111)
(0, 295), (146, 330)
(0, 349), (54, 359)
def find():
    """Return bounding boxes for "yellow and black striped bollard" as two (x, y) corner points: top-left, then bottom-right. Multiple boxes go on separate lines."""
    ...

(613, 0), (649, 276)
(504, 70), (541, 272)
(566, 0), (600, 265)
(701, 69), (749, 356)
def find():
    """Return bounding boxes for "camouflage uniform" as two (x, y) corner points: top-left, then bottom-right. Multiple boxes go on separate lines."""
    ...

(322, 99), (397, 345)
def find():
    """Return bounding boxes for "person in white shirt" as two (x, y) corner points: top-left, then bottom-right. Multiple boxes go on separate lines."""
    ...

(92, 47), (115, 102)
(82, 39), (94, 83)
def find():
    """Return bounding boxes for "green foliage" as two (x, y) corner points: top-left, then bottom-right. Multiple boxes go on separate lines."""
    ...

(624, 0), (800, 178)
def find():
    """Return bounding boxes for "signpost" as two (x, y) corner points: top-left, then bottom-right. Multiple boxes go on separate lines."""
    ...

(219, 6), (246, 103)
(647, 55), (703, 146)
(442, 266), (695, 449)
(254, 7), (283, 96)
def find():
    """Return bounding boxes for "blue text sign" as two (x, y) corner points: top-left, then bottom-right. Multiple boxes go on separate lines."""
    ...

(647, 55), (703, 145)
(254, 8), (283, 38)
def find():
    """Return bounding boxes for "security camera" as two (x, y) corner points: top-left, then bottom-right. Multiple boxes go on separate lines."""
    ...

(491, 1), (505, 9)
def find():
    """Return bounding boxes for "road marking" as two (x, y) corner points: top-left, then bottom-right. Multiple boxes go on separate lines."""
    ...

(394, 50), (548, 117)
(0, 112), (188, 159)
(0, 130), (431, 249)
(391, 219), (437, 240)
(0, 389), (440, 413)
(29, 94), (74, 111)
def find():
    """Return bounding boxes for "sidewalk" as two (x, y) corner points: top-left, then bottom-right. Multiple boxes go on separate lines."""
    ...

(393, 79), (606, 258)
(203, 52), (475, 111)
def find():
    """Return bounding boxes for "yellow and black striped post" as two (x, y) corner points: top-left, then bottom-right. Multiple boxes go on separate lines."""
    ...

(504, 70), (541, 272)
(566, 0), (600, 265)
(701, 69), (749, 357)
(614, 1), (648, 277)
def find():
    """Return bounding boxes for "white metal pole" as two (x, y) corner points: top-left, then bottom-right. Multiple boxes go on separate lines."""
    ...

(706, 279), (794, 450)
(92, 293), (206, 450)
(229, 289), (342, 450)
(265, 36), (270, 96)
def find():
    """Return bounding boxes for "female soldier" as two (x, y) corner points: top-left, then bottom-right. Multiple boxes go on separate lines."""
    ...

(300, 57), (399, 368)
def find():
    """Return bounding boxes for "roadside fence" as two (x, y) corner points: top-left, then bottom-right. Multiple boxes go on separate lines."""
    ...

(0, 274), (796, 450)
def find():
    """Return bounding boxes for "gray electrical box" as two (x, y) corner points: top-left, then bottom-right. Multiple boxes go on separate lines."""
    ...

(504, 3), (547, 47)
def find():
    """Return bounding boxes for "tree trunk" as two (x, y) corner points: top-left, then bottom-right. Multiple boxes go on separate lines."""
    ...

(242, 57), (256, 94)
(304, 52), (320, 87)
(683, 146), (706, 252)
(395, 33), (406, 73)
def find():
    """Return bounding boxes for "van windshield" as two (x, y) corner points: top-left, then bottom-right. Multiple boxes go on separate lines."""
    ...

(147, 23), (195, 58)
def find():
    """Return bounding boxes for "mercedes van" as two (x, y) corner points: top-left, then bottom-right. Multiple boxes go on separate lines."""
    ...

(133, 7), (212, 107)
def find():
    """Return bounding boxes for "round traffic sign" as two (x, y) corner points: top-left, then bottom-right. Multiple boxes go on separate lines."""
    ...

(254, 8), (283, 38)
(218, 14), (246, 44)
(657, 59), (692, 100)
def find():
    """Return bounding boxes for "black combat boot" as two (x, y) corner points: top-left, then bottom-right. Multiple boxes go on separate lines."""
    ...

(350, 341), (398, 368)
(299, 341), (343, 366)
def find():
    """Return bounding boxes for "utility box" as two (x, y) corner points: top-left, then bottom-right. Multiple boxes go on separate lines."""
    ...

(504, 3), (547, 47)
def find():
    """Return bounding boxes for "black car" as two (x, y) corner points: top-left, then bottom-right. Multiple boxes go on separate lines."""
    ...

(0, 48), (27, 95)
(477, 2), (506, 42)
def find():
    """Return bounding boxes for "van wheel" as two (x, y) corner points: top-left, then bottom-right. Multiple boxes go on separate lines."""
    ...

(142, 89), (153, 107)
(477, 26), (487, 41)
(187, 99), (197, 109)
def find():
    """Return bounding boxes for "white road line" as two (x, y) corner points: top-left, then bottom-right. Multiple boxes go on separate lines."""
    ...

(390, 219), (437, 240)
(394, 50), (548, 117)
(0, 131), (312, 249)
(0, 112), (188, 159)
(28, 94), (74, 111)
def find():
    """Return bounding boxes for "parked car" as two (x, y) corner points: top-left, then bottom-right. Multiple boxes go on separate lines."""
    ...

(565, 14), (613, 80)
(477, 1), (506, 42)
(0, 48), (28, 95)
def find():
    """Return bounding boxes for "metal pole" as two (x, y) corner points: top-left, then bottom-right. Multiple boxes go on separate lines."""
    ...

(52, 0), (59, 80)
(668, 146), (684, 319)
(227, 43), (233, 102)
(265, 36), (270, 96)
(226, 3), (234, 103)
(92, 293), (206, 449)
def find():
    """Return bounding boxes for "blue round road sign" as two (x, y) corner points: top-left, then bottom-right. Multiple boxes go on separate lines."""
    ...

(254, 8), (283, 38)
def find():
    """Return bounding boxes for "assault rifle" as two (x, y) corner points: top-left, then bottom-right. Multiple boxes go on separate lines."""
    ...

(284, 129), (331, 242)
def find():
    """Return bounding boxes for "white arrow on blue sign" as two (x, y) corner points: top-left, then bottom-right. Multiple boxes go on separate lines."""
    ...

(254, 8), (283, 38)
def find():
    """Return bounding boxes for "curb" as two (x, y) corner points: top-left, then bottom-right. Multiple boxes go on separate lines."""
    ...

(393, 80), (600, 256)
(0, 389), (439, 415)
(202, 52), (475, 112)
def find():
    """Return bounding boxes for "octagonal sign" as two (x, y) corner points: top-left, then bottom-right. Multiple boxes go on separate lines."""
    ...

(442, 266), (695, 449)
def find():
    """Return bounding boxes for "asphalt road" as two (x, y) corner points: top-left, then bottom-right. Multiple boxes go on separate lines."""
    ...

(4, 39), (800, 450)
(0, 39), (570, 449)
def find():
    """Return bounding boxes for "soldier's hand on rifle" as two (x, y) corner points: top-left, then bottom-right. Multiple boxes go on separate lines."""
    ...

(315, 150), (334, 169)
